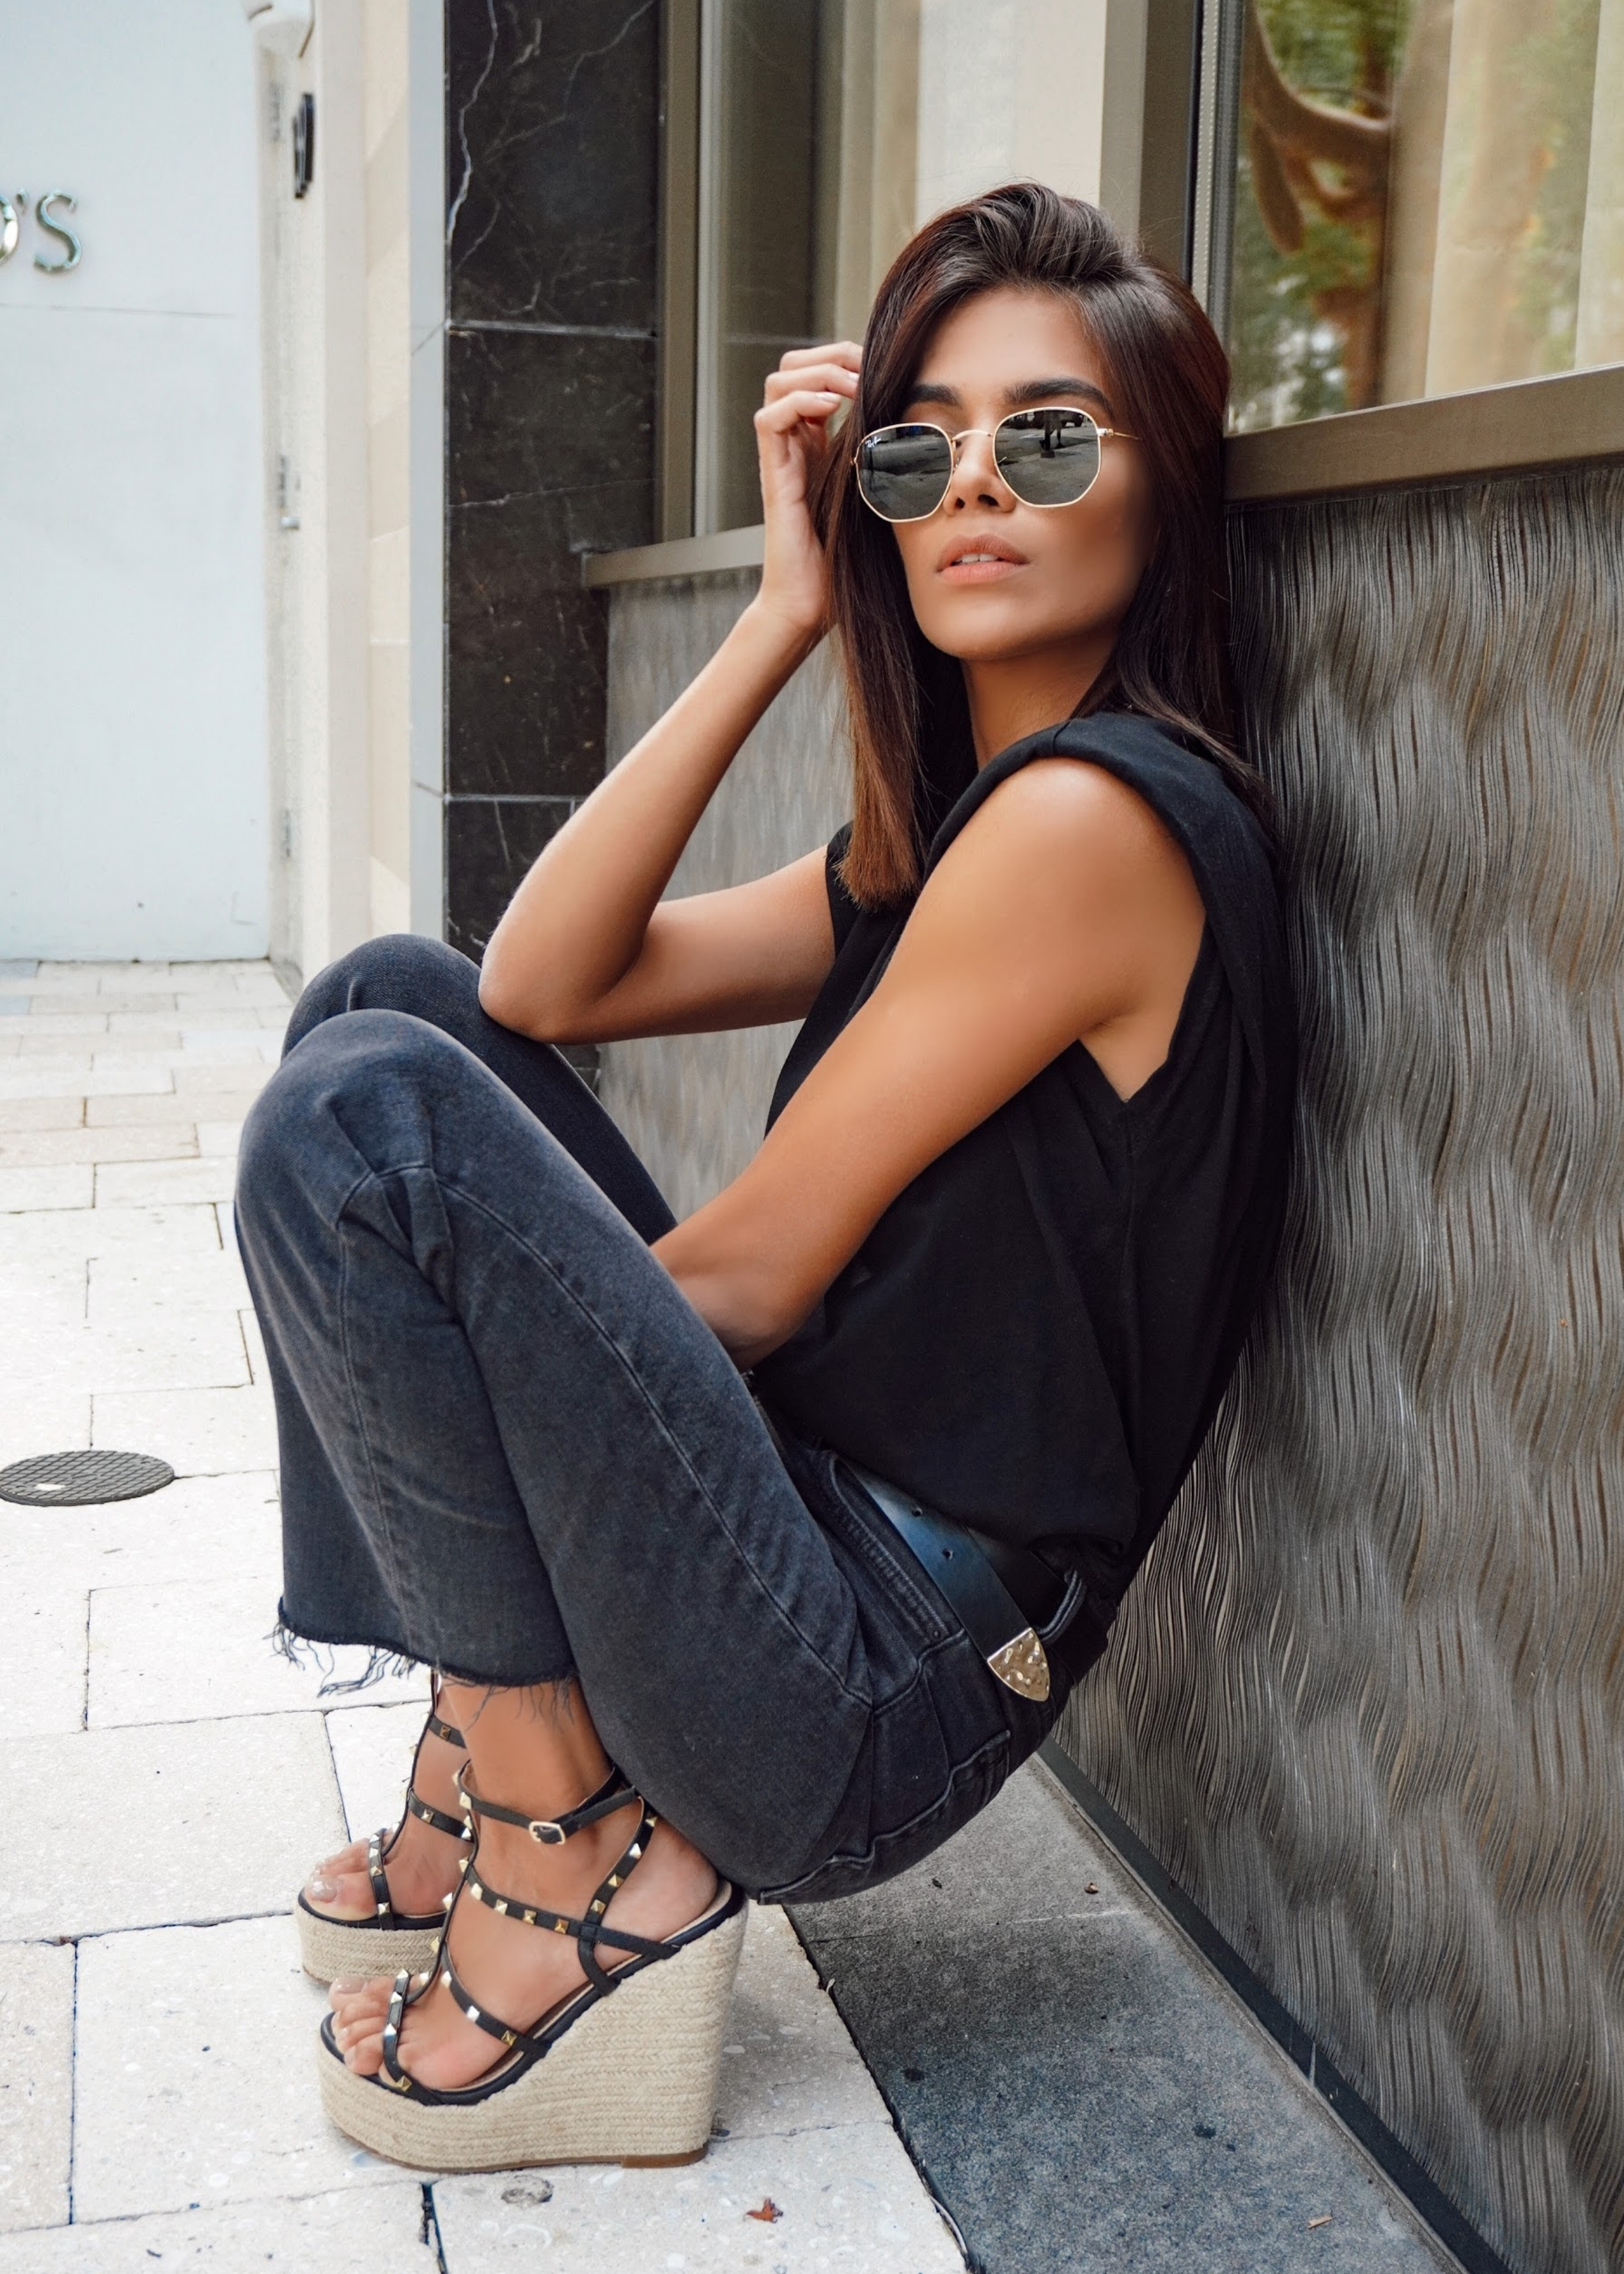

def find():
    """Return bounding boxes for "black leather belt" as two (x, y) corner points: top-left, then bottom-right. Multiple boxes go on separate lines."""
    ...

(836, 1457), (1076, 1704)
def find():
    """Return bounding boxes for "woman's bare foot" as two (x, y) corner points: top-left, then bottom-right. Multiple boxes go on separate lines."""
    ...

(327, 1803), (719, 2091)
(303, 1720), (467, 1923)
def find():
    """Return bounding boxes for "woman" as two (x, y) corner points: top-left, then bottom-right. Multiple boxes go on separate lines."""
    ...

(237, 182), (1295, 2171)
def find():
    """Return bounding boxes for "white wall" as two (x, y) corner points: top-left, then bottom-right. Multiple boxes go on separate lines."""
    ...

(0, 0), (268, 960)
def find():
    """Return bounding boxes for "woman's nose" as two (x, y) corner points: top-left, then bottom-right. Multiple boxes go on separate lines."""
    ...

(947, 430), (1010, 509)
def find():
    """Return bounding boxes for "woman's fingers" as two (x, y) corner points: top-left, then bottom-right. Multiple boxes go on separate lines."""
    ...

(754, 389), (846, 438)
(762, 361), (858, 404)
(775, 339), (861, 374)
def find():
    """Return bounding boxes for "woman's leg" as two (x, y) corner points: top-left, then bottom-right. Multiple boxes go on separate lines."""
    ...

(281, 934), (674, 1242)
(273, 936), (683, 1930)
(329, 1678), (720, 2090)
(236, 1003), (877, 2083)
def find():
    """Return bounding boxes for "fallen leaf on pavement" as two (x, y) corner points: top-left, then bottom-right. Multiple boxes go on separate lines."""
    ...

(746, 2198), (783, 2223)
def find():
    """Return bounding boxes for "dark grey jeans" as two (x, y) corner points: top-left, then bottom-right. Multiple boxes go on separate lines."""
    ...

(236, 936), (1064, 1900)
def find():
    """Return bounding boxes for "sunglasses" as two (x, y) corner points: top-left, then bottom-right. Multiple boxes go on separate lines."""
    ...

(854, 406), (1137, 524)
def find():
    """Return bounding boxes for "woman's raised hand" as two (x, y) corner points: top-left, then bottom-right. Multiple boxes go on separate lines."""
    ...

(751, 341), (861, 646)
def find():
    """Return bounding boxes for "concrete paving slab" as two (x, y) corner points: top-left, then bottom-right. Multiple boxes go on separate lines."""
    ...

(0, 1126), (199, 1168)
(0, 2184), (435, 2268)
(107, 1010), (205, 1032)
(0, 1067), (173, 1100)
(88, 967), (180, 993)
(0, 1386), (91, 1468)
(92, 1385), (278, 1476)
(0, 1939), (74, 2233)
(12, 1043), (97, 1066)
(85, 1035), (189, 1059)
(793, 1765), (1449, 2274)
(716, 1907), (888, 2145)
(6, 1014), (108, 1036)
(0, 1312), (250, 1396)
(8, 992), (174, 1016)
(240, 1305), (268, 1384)
(174, 1036), (281, 1067)
(13, 1589), (88, 1737)
(197, 1119), (246, 1156)
(0, 1203), (221, 1259)
(171, 1066), (272, 1099)
(95, 1157), (240, 1208)
(86, 1094), (245, 1127)
(0, 1099), (84, 1132)
(88, 1572), (426, 1728)
(433, 2121), (964, 2273)
(324, 1700), (430, 1841)
(73, 1917), (414, 2222)
(0, 1472), (280, 1594)
(0, 1164), (94, 1213)
(88, 1246), (251, 1322)
(2, 1714), (342, 1941)
(0, 1251), (92, 1328)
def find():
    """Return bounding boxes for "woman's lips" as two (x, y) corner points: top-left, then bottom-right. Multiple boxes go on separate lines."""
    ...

(936, 537), (1028, 585)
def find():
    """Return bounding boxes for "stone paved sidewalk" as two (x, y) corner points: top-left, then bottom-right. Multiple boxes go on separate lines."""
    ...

(0, 958), (961, 2273)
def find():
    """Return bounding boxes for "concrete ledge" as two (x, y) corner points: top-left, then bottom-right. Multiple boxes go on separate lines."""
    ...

(583, 524), (766, 589)
(1226, 364), (1624, 502)
(581, 368), (1624, 588)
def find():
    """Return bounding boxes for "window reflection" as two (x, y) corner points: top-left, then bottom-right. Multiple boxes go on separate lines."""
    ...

(1225, 0), (1623, 431)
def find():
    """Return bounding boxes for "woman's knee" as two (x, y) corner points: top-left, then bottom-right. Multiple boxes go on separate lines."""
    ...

(284, 934), (480, 1056)
(240, 1008), (459, 1229)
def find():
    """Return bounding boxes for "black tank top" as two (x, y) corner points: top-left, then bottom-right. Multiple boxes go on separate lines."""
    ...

(754, 713), (1296, 1657)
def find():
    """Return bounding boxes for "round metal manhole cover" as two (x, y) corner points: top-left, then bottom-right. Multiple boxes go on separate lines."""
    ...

(0, 1450), (175, 1507)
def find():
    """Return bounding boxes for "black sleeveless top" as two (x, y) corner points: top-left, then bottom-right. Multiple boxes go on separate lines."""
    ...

(754, 713), (1296, 1656)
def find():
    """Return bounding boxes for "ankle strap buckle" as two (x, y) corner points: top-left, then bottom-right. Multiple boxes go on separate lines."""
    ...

(528, 1818), (567, 1846)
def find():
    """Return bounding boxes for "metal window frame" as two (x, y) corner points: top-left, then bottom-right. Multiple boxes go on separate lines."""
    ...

(641, 0), (1624, 561)
(657, 0), (702, 543)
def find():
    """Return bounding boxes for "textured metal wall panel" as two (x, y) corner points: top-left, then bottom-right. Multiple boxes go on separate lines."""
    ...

(597, 571), (847, 1216)
(598, 464), (1624, 2273)
(1059, 463), (1624, 2274)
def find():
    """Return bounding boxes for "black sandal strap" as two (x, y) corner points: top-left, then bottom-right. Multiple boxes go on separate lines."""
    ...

(459, 1804), (670, 1994)
(436, 1950), (549, 2059)
(365, 1830), (392, 1917)
(425, 1710), (464, 1748)
(370, 1796), (678, 2097)
(379, 1966), (433, 2092)
(405, 1792), (472, 1842)
(455, 1761), (639, 1846)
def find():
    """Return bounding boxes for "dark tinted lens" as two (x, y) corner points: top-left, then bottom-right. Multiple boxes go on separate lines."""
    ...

(857, 424), (954, 520)
(994, 409), (1100, 505)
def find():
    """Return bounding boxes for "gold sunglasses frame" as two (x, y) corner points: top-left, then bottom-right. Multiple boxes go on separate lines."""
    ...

(852, 406), (1139, 524)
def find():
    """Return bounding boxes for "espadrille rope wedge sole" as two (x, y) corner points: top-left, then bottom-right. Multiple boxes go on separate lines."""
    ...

(298, 1704), (472, 1984)
(317, 1765), (747, 2172)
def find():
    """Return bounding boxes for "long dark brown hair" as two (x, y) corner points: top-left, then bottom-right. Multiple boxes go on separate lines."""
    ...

(812, 181), (1264, 908)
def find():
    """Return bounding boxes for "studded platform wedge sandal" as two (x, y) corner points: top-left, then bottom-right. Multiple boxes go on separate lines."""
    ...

(318, 1764), (747, 2173)
(297, 1701), (472, 1985)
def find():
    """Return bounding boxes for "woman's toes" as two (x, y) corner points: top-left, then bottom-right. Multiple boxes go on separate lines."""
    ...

(329, 1978), (393, 2032)
(305, 1865), (377, 1920)
(342, 2027), (386, 2074)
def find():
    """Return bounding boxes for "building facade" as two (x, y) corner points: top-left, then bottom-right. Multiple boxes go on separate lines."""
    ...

(11, 5), (1621, 2269)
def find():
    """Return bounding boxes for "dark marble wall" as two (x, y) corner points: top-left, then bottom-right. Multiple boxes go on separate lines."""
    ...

(443, 0), (662, 958)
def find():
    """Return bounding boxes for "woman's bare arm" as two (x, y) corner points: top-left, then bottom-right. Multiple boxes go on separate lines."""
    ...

(655, 761), (1206, 1362)
(478, 344), (863, 1046)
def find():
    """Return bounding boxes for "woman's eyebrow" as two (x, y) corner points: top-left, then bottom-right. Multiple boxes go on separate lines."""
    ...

(904, 375), (1117, 418)
(1005, 375), (1115, 416)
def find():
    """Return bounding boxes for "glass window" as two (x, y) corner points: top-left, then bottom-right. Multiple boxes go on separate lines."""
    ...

(689, 0), (1112, 533)
(1217, 0), (1624, 433)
